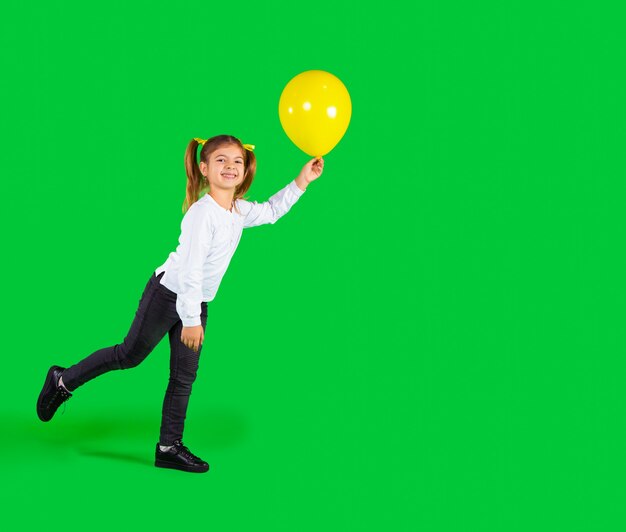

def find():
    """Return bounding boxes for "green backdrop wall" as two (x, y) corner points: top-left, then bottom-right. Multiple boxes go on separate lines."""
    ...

(1, 1), (624, 530)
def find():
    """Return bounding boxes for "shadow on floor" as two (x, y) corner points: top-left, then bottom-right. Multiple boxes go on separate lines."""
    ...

(77, 447), (154, 466)
(13, 406), (248, 466)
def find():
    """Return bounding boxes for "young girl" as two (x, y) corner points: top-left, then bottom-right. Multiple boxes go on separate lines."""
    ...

(37, 134), (324, 473)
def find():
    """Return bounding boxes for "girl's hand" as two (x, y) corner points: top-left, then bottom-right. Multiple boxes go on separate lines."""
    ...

(299, 157), (325, 184)
(181, 325), (204, 353)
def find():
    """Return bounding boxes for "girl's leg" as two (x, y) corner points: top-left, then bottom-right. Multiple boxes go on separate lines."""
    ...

(159, 302), (208, 446)
(62, 272), (179, 391)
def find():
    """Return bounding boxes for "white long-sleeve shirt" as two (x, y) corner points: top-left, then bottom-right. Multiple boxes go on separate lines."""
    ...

(154, 179), (305, 327)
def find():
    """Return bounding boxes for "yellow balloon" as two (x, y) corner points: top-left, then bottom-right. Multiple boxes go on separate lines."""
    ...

(279, 70), (352, 158)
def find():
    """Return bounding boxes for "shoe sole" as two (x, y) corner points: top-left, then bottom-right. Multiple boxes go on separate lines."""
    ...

(155, 459), (209, 473)
(36, 366), (61, 422)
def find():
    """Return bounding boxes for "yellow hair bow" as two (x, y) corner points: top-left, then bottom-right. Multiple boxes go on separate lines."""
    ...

(194, 138), (255, 151)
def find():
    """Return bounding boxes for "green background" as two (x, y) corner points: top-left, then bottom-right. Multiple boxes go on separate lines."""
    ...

(1, 0), (624, 530)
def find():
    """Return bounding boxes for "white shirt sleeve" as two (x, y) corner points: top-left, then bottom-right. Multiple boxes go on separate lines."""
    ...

(175, 204), (213, 327)
(240, 180), (305, 228)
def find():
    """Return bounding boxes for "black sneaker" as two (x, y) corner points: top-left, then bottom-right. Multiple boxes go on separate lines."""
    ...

(155, 439), (210, 473)
(37, 365), (72, 422)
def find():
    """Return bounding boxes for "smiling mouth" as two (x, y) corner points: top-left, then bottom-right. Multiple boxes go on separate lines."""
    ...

(221, 173), (237, 179)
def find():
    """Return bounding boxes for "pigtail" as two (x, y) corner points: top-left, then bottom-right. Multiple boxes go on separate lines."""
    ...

(182, 138), (206, 214)
(231, 148), (257, 215)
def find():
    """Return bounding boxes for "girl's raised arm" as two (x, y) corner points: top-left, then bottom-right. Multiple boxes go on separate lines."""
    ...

(240, 158), (324, 228)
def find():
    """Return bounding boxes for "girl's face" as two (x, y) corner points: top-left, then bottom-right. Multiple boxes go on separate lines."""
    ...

(201, 144), (245, 192)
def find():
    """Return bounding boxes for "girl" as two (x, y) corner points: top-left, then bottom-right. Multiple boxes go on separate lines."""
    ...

(37, 134), (324, 473)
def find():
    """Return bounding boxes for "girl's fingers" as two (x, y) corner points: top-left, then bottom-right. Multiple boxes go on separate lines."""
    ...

(181, 330), (203, 351)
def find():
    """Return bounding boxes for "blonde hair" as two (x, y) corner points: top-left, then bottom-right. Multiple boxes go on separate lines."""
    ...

(182, 135), (257, 214)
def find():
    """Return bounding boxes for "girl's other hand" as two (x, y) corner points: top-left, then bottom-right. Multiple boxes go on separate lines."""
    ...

(181, 325), (204, 352)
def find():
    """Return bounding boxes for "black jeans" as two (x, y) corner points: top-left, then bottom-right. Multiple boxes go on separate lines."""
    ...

(62, 271), (208, 446)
